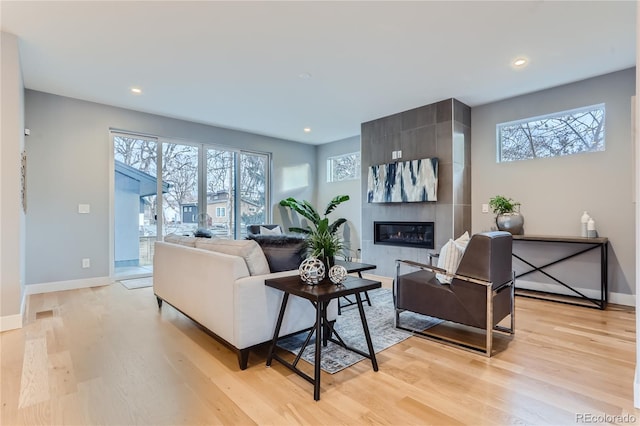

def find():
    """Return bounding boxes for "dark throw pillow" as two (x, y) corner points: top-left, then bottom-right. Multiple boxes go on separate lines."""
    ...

(247, 235), (307, 272)
(194, 228), (213, 238)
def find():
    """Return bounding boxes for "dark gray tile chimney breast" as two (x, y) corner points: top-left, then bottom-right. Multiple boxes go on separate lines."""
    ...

(361, 99), (471, 277)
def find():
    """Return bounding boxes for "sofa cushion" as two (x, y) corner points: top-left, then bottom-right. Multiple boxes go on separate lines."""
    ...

(164, 234), (197, 247)
(247, 235), (307, 273)
(195, 239), (270, 276)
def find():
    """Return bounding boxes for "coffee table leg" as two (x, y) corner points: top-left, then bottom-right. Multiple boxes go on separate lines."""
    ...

(314, 300), (323, 401)
(266, 293), (289, 367)
(356, 293), (378, 372)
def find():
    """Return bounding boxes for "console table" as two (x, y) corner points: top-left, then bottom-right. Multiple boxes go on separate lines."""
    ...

(512, 235), (608, 309)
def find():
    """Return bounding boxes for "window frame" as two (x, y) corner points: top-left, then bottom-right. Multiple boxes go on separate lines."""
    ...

(496, 103), (606, 163)
(327, 151), (361, 183)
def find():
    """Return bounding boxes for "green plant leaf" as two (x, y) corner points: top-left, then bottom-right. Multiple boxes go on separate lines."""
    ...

(324, 195), (350, 216)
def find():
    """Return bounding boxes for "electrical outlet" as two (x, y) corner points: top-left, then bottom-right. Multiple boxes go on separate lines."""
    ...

(82, 258), (90, 268)
(391, 151), (397, 160)
(482, 204), (489, 213)
(397, 150), (402, 158)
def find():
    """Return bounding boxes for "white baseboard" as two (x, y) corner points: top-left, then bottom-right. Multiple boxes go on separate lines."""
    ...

(0, 290), (27, 332)
(517, 279), (635, 307)
(0, 313), (23, 332)
(24, 276), (112, 295)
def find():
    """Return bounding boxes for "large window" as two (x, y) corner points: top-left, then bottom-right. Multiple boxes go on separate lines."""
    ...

(327, 152), (360, 182)
(497, 104), (605, 162)
(112, 132), (270, 277)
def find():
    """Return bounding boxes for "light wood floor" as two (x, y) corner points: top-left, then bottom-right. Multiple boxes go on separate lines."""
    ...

(1, 282), (638, 425)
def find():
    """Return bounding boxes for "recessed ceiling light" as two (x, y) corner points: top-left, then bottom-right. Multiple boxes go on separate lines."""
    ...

(303, 127), (311, 133)
(512, 57), (528, 68)
(131, 87), (142, 94)
(298, 72), (312, 79)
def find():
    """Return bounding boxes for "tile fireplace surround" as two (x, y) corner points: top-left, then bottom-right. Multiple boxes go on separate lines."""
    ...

(361, 98), (471, 277)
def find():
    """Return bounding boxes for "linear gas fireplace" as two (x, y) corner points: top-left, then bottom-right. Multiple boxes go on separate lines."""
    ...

(374, 221), (435, 249)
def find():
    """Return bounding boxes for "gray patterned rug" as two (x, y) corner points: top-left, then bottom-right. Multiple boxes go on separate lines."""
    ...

(277, 288), (441, 374)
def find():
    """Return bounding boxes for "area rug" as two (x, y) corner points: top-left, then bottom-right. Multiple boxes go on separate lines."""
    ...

(119, 277), (153, 290)
(276, 288), (441, 374)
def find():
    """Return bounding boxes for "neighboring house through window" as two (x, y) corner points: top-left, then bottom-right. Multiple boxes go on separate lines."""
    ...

(497, 104), (605, 162)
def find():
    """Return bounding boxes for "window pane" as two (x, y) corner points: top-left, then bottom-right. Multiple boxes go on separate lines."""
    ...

(206, 149), (235, 238)
(328, 152), (360, 182)
(113, 135), (158, 273)
(240, 152), (268, 238)
(497, 104), (605, 162)
(161, 143), (199, 235)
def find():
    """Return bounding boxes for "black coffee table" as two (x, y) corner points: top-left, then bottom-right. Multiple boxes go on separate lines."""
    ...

(333, 260), (377, 314)
(265, 275), (381, 401)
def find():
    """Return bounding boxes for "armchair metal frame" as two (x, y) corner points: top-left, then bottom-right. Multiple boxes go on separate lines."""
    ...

(394, 259), (515, 357)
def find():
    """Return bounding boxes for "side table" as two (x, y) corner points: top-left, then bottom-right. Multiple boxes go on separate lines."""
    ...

(265, 275), (381, 401)
(333, 260), (377, 314)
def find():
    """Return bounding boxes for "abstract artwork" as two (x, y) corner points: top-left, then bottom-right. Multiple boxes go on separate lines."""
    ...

(367, 158), (438, 203)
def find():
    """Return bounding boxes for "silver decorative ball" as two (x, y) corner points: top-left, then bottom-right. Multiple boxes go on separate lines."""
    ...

(299, 257), (325, 285)
(329, 265), (348, 284)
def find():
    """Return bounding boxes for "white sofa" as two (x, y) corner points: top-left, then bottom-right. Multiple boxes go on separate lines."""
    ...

(153, 236), (335, 369)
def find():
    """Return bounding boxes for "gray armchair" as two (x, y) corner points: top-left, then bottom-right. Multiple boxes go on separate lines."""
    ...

(394, 231), (515, 356)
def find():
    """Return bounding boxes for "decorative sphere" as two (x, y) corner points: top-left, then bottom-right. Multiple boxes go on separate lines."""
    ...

(299, 257), (325, 285)
(329, 265), (348, 284)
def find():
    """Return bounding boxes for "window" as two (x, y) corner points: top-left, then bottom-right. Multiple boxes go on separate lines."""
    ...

(497, 104), (605, 162)
(327, 152), (360, 182)
(216, 207), (226, 217)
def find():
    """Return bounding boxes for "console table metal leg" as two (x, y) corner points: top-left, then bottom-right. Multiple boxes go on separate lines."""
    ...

(356, 293), (378, 371)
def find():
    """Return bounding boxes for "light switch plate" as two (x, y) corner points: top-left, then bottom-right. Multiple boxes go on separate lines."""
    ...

(482, 204), (489, 213)
(78, 204), (90, 214)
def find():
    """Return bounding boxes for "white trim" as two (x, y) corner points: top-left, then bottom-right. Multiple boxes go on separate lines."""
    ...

(517, 279), (634, 307)
(24, 276), (112, 295)
(0, 290), (28, 332)
(0, 313), (23, 332)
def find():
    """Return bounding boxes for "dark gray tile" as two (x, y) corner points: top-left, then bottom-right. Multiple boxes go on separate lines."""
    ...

(453, 99), (471, 126)
(436, 99), (452, 122)
(435, 204), (453, 248)
(437, 162), (452, 204)
(436, 122), (453, 164)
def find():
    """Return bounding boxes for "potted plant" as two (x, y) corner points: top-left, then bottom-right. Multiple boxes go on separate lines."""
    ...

(489, 195), (524, 235)
(279, 195), (349, 270)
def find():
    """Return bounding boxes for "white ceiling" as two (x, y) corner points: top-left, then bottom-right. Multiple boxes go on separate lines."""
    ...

(1, 1), (636, 145)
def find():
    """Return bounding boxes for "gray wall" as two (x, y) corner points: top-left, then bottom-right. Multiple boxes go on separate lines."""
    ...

(314, 136), (362, 258)
(0, 32), (26, 327)
(24, 90), (316, 285)
(472, 68), (635, 300)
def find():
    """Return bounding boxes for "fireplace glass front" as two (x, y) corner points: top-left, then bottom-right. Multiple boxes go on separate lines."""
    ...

(374, 221), (434, 249)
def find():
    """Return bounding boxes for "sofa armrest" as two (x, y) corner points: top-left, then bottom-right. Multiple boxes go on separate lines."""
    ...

(153, 241), (250, 344)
